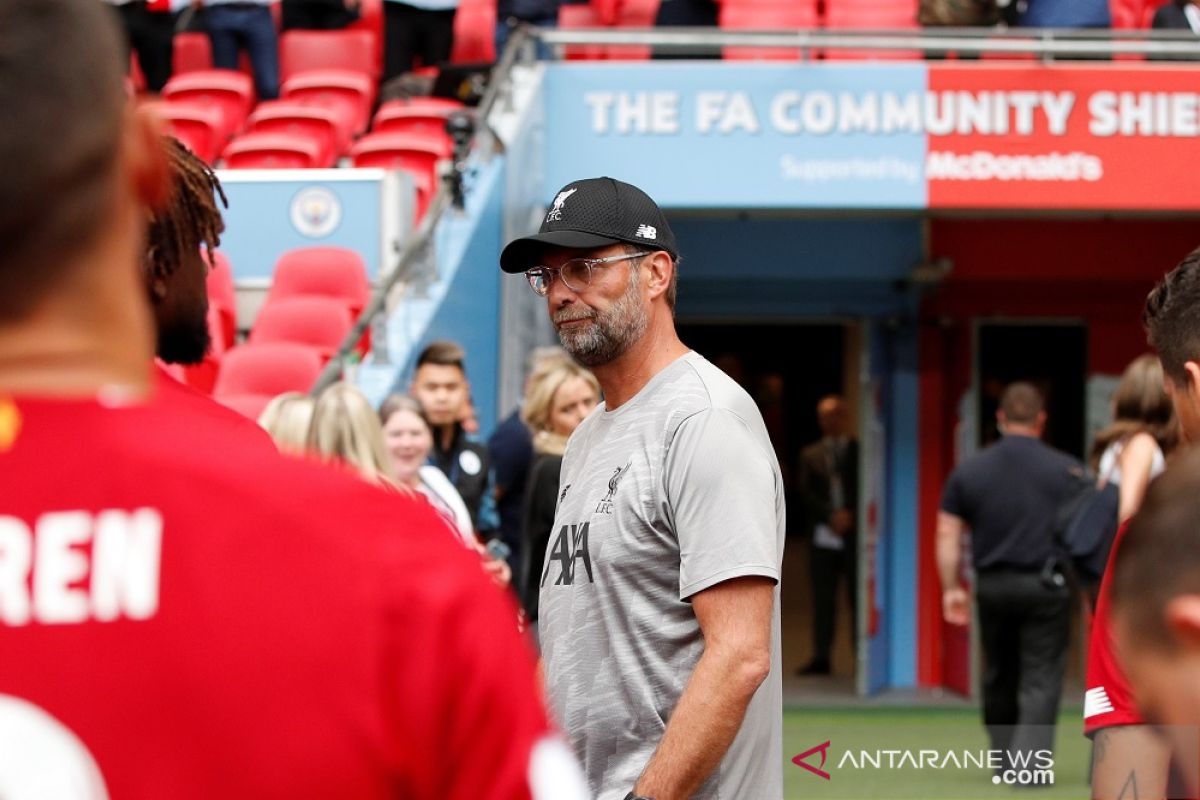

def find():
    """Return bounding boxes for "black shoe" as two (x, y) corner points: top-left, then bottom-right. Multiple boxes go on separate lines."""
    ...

(796, 659), (831, 676)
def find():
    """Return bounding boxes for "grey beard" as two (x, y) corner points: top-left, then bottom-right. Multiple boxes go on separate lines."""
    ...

(555, 272), (648, 367)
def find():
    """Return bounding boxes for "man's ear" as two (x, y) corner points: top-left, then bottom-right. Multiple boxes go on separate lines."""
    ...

(643, 251), (673, 303)
(1184, 361), (1200, 401)
(1164, 595), (1200, 650)
(125, 104), (170, 212)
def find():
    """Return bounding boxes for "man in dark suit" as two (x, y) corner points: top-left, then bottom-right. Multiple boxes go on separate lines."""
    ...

(797, 395), (858, 676)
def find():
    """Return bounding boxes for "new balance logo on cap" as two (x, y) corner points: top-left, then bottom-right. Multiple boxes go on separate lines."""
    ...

(635, 225), (657, 240)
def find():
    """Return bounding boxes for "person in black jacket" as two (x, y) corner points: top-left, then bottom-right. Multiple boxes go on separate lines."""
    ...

(411, 340), (500, 544)
(796, 395), (859, 676)
(518, 360), (599, 637)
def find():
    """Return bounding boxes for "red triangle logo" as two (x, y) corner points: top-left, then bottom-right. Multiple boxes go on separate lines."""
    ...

(792, 740), (832, 780)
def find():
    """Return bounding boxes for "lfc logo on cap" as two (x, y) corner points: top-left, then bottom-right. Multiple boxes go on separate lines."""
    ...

(546, 188), (578, 222)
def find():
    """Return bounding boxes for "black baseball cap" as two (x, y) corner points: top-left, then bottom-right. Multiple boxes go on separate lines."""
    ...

(499, 177), (678, 273)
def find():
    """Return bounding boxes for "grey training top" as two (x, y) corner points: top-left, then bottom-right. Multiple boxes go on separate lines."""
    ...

(539, 351), (785, 800)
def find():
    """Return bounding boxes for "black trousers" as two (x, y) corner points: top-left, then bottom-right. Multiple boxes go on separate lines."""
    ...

(112, 2), (177, 92)
(976, 570), (1071, 762)
(810, 538), (857, 664)
(383, 2), (456, 81)
(281, 1), (358, 31)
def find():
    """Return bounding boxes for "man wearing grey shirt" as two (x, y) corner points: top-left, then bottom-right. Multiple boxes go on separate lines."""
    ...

(500, 177), (785, 800)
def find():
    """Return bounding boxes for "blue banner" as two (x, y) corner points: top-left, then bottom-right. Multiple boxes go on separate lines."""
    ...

(543, 63), (928, 209)
(215, 169), (407, 282)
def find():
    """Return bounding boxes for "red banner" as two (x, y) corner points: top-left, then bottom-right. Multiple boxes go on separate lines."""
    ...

(926, 64), (1200, 211)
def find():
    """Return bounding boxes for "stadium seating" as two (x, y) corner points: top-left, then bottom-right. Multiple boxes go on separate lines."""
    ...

(279, 29), (379, 85)
(213, 342), (325, 405)
(248, 296), (355, 360)
(349, 133), (445, 219)
(719, 1), (818, 60)
(154, 102), (227, 163)
(349, 0), (386, 75)
(162, 70), (256, 140)
(172, 32), (213, 75)
(215, 392), (275, 422)
(206, 250), (239, 353)
(281, 69), (376, 136)
(267, 247), (372, 316)
(824, 0), (920, 60)
(245, 102), (344, 165)
(452, 0), (498, 63)
(371, 102), (456, 151)
(557, 1), (658, 60)
(221, 131), (327, 168)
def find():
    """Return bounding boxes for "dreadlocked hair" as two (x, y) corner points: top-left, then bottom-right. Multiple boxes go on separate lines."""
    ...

(147, 137), (227, 282)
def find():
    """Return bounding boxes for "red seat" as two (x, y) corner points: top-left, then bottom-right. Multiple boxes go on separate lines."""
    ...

(350, 131), (448, 171)
(222, 131), (327, 169)
(558, 5), (615, 60)
(403, 96), (467, 111)
(279, 29), (379, 84)
(268, 247), (371, 316)
(172, 31), (213, 74)
(611, 0), (659, 59)
(372, 102), (456, 149)
(349, 132), (444, 219)
(157, 102), (227, 163)
(451, 0), (497, 63)
(206, 250), (239, 352)
(246, 102), (344, 164)
(824, 0), (919, 59)
(161, 70), (256, 139)
(248, 296), (355, 359)
(348, 0), (385, 75)
(720, 2), (818, 60)
(281, 69), (376, 136)
(214, 342), (325, 399)
(215, 392), (275, 421)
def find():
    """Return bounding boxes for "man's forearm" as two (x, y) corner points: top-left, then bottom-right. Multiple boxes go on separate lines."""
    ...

(632, 645), (768, 800)
(1091, 725), (1170, 800)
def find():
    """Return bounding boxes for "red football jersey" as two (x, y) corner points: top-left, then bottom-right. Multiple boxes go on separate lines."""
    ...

(153, 365), (279, 458)
(1084, 521), (1139, 735)
(0, 388), (572, 799)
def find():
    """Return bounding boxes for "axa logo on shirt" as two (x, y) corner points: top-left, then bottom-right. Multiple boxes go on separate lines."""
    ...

(541, 523), (593, 587)
(0, 509), (162, 626)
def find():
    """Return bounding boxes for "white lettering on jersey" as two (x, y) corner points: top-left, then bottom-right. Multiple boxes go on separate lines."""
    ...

(0, 694), (110, 799)
(0, 509), (162, 626)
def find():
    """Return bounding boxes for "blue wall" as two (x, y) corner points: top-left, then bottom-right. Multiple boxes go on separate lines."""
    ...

(357, 160), (505, 436)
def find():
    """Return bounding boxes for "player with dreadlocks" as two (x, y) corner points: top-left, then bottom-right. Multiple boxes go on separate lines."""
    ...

(143, 136), (276, 453)
(145, 136), (227, 365)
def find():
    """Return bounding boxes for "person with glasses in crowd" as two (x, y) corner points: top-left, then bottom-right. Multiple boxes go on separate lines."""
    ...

(500, 177), (786, 800)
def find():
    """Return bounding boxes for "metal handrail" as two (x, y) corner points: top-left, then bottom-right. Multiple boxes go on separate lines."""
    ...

(534, 26), (1200, 58)
(310, 28), (537, 395)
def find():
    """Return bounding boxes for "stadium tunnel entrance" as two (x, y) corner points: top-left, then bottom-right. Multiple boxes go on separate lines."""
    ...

(675, 321), (859, 686)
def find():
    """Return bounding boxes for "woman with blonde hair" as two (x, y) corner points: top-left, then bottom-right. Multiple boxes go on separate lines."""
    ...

(380, 393), (512, 586)
(257, 391), (316, 456)
(1091, 354), (1178, 523)
(307, 382), (396, 488)
(519, 361), (600, 632)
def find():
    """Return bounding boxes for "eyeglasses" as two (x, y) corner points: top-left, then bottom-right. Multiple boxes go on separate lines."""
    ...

(524, 251), (652, 297)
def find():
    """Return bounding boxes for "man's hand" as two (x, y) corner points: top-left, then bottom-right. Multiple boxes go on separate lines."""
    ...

(943, 587), (970, 626)
(830, 509), (854, 536)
